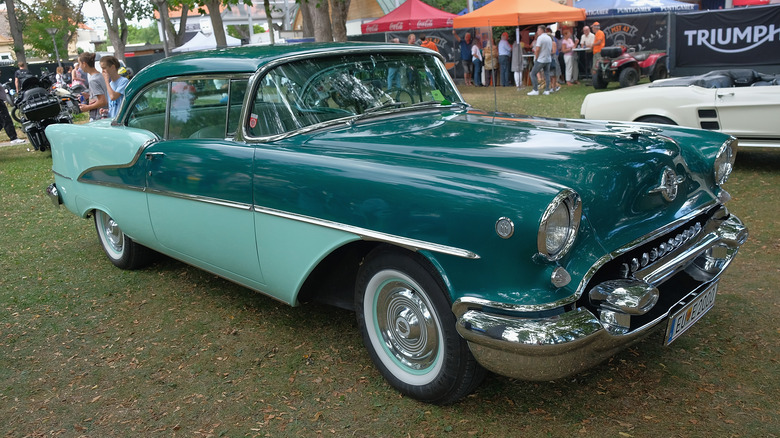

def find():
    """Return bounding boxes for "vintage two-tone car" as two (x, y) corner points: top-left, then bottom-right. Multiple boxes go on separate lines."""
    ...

(582, 69), (780, 148)
(46, 43), (747, 404)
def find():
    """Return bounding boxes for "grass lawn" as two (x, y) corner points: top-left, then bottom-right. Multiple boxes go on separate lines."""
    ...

(1, 84), (778, 437)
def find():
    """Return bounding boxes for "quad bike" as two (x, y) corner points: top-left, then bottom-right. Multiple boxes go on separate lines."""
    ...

(592, 46), (668, 89)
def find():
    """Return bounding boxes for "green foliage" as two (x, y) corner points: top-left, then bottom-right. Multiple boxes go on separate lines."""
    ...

(126, 24), (162, 45)
(226, 24), (265, 40)
(424, 0), (468, 14)
(17, 0), (82, 62)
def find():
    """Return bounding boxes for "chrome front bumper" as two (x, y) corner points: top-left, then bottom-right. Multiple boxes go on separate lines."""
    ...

(453, 212), (748, 381)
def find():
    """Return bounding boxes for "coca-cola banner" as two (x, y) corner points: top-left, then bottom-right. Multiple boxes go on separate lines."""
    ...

(674, 5), (780, 67)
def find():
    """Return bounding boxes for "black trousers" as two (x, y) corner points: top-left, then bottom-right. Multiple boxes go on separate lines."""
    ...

(0, 103), (17, 141)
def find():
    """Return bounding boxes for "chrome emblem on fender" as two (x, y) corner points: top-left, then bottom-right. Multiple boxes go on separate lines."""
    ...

(650, 167), (684, 202)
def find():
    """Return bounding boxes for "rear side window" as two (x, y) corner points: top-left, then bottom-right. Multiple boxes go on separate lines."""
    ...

(125, 76), (249, 140)
(126, 82), (168, 138)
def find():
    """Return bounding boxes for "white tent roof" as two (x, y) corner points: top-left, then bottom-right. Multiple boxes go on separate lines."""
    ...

(172, 31), (241, 53)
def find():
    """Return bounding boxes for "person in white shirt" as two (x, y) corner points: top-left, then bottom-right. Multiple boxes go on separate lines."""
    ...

(498, 32), (512, 87)
(528, 25), (552, 96)
(579, 26), (595, 79)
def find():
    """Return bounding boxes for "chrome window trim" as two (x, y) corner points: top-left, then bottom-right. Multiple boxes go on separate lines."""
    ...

(253, 205), (480, 260)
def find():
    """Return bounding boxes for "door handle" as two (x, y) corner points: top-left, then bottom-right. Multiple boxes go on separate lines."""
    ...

(717, 92), (734, 98)
(145, 152), (165, 160)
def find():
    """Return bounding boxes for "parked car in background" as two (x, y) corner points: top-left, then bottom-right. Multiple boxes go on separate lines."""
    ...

(46, 43), (747, 404)
(592, 46), (667, 89)
(582, 69), (780, 148)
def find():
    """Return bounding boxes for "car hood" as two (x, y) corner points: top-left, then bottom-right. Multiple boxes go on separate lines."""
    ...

(298, 109), (724, 251)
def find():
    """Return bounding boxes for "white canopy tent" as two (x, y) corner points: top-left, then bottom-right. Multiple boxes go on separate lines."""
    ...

(171, 31), (241, 53)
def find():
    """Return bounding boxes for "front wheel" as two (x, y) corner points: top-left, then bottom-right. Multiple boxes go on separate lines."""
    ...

(94, 210), (155, 270)
(592, 73), (608, 89)
(355, 248), (485, 404)
(619, 68), (640, 88)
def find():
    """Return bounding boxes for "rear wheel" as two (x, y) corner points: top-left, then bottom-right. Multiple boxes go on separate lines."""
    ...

(636, 115), (677, 125)
(355, 248), (485, 404)
(650, 64), (668, 82)
(619, 68), (640, 88)
(94, 210), (155, 270)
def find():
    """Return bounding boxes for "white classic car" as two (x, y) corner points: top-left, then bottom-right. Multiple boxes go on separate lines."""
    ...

(581, 69), (780, 148)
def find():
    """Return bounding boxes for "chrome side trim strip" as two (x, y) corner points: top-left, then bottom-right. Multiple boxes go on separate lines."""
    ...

(52, 170), (71, 181)
(145, 188), (253, 211)
(253, 205), (480, 260)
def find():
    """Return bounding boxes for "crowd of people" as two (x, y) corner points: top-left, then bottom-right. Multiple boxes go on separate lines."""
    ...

(3, 52), (133, 145)
(449, 22), (606, 95)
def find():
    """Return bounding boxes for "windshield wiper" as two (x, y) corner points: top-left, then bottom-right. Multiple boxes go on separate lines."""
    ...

(363, 101), (408, 114)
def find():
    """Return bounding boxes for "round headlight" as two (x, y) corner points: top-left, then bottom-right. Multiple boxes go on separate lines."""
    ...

(714, 137), (737, 186)
(538, 190), (582, 261)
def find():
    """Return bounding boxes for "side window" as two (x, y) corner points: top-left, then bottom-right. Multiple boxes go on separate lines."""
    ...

(169, 78), (229, 140)
(227, 79), (248, 136)
(248, 71), (301, 137)
(126, 82), (168, 138)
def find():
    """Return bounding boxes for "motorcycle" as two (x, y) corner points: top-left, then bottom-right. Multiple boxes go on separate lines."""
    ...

(11, 72), (82, 152)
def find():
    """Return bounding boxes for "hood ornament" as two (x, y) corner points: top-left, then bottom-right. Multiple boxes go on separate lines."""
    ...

(650, 166), (684, 202)
(573, 123), (663, 140)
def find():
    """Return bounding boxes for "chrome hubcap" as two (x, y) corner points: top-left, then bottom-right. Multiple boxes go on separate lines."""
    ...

(376, 280), (439, 371)
(99, 213), (124, 254)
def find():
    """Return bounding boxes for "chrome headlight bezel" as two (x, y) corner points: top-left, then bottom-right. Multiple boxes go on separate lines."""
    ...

(714, 137), (738, 186)
(537, 189), (582, 261)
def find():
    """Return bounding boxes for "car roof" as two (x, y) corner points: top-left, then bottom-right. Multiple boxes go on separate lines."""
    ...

(125, 42), (438, 100)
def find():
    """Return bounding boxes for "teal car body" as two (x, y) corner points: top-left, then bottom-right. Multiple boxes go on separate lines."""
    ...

(46, 43), (747, 404)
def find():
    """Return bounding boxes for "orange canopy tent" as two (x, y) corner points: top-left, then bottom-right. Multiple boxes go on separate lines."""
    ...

(453, 0), (586, 28)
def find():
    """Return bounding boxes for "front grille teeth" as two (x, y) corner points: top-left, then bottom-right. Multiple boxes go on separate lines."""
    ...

(620, 222), (704, 278)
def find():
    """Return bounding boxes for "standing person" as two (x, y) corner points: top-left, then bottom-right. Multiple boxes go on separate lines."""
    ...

(387, 38), (402, 90)
(511, 37), (524, 90)
(591, 22), (606, 76)
(71, 61), (86, 88)
(407, 33), (417, 45)
(420, 35), (438, 52)
(471, 36), (483, 87)
(55, 66), (67, 88)
(579, 25), (595, 79)
(498, 31), (512, 87)
(15, 61), (30, 93)
(0, 84), (25, 144)
(527, 25), (552, 96)
(452, 30), (473, 86)
(100, 55), (129, 119)
(483, 38), (498, 86)
(77, 52), (108, 121)
(546, 28), (561, 92)
(561, 29), (577, 85)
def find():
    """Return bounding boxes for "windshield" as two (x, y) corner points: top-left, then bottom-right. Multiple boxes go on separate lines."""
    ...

(247, 52), (462, 137)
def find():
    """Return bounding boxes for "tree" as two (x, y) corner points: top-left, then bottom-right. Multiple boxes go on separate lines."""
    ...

(127, 24), (162, 45)
(155, 0), (195, 54)
(195, 0), (258, 48)
(298, 0), (351, 43)
(96, 0), (152, 61)
(4, 0), (26, 64)
(15, 0), (82, 64)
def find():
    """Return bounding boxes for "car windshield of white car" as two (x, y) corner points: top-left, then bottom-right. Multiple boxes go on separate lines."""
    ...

(247, 53), (462, 137)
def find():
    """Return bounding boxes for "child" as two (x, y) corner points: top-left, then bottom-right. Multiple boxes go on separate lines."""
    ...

(99, 56), (129, 119)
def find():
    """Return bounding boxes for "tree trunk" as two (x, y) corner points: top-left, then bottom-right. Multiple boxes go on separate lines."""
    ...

(4, 0), (26, 65)
(300, 0), (314, 39)
(301, 0), (332, 42)
(98, 0), (128, 61)
(329, 0), (350, 42)
(263, 0), (275, 44)
(205, 0), (227, 48)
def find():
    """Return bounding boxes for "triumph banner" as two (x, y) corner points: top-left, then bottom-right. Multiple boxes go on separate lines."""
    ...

(594, 13), (668, 52)
(674, 5), (780, 67)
